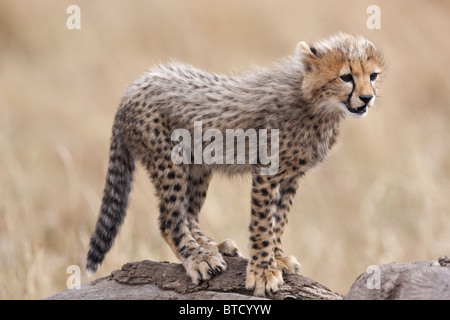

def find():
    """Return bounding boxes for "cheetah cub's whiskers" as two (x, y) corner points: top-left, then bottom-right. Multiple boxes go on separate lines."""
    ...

(86, 32), (385, 297)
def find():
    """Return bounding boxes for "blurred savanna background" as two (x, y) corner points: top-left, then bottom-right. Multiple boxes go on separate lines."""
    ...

(1, 0), (449, 299)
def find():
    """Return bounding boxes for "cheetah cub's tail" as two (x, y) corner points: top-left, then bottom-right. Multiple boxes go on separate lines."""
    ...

(86, 124), (135, 276)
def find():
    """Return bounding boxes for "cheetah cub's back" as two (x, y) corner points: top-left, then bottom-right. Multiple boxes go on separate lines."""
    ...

(86, 33), (385, 297)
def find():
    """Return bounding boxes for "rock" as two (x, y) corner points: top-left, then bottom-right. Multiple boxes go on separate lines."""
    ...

(345, 257), (450, 300)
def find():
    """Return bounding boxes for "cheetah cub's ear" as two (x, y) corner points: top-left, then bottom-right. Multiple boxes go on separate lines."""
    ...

(296, 41), (317, 57)
(296, 41), (319, 74)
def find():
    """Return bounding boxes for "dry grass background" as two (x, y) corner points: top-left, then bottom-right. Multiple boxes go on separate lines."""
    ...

(0, 0), (449, 299)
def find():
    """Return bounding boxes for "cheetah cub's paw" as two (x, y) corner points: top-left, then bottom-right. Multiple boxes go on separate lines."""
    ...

(183, 248), (227, 285)
(245, 266), (284, 297)
(217, 238), (244, 258)
(275, 255), (301, 275)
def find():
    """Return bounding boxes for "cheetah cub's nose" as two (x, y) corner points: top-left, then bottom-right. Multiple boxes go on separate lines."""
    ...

(359, 95), (373, 104)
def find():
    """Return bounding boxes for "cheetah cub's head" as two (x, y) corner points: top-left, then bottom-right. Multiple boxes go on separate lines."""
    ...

(297, 33), (385, 119)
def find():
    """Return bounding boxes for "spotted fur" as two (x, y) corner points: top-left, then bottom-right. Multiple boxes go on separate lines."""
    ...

(86, 33), (385, 296)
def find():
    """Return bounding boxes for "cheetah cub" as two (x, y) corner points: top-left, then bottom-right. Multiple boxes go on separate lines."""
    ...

(86, 33), (385, 296)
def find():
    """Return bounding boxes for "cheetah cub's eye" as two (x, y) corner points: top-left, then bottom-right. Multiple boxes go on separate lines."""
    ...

(370, 73), (378, 81)
(339, 74), (353, 83)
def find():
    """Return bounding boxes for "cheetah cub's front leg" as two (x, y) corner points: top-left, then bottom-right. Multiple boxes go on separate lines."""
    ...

(273, 174), (302, 275)
(246, 173), (301, 296)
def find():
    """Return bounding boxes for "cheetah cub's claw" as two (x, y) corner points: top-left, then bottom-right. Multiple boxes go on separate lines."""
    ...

(184, 248), (227, 285)
(275, 255), (302, 275)
(245, 267), (284, 297)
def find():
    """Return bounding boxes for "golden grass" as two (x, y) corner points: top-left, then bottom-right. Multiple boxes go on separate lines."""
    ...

(0, 0), (449, 299)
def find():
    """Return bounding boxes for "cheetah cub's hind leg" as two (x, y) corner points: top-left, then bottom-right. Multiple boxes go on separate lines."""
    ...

(185, 166), (243, 258)
(185, 166), (218, 251)
(152, 162), (226, 284)
(218, 238), (244, 258)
